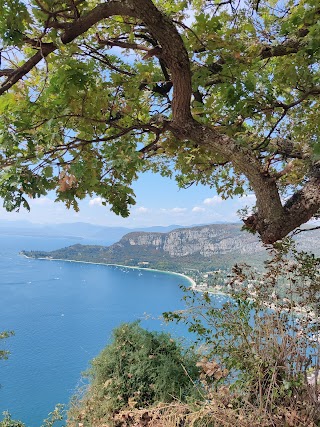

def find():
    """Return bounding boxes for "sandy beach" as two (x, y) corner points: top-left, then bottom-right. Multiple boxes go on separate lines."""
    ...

(22, 254), (197, 288)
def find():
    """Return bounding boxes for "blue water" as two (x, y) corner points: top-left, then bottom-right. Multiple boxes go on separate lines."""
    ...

(0, 234), (204, 426)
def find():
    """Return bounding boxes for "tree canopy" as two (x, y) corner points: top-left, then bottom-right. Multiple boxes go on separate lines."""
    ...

(0, 0), (319, 243)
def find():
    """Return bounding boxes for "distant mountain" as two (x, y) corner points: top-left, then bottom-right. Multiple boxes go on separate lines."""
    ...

(40, 222), (185, 242)
(0, 220), (185, 244)
(22, 223), (320, 272)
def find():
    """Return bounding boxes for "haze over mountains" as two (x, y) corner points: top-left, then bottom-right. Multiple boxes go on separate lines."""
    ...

(0, 220), (189, 244)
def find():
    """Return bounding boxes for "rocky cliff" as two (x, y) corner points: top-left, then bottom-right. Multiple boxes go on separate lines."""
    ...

(116, 224), (264, 257)
(22, 223), (320, 271)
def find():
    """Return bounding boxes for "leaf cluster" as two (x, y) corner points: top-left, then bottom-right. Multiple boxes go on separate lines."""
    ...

(0, 0), (319, 220)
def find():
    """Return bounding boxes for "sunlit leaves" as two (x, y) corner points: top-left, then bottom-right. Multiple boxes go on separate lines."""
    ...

(0, 0), (31, 45)
(0, 0), (319, 218)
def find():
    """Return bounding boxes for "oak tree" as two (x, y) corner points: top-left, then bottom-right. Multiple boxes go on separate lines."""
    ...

(0, 0), (319, 243)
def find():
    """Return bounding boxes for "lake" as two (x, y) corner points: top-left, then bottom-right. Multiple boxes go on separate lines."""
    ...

(0, 234), (196, 426)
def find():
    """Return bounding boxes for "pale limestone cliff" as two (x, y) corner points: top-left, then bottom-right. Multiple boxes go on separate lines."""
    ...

(118, 224), (264, 258)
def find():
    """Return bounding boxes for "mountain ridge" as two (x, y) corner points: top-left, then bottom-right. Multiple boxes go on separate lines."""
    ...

(22, 223), (320, 272)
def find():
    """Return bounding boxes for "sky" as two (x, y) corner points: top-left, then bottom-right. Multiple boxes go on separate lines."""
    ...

(0, 171), (256, 227)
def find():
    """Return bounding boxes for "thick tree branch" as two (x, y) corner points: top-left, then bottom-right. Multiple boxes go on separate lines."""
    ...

(259, 39), (302, 59)
(0, 0), (319, 243)
(60, 2), (138, 44)
(125, 0), (193, 123)
(0, 1), (137, 96)
(0, 43), (55, 95)
(244, 165), (320, 243)
(170, 120), (285, 237)
(0, 69), (15, 77)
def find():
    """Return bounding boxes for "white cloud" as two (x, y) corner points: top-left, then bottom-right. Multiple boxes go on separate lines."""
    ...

(237, 194), (256, 207)
(240, 194), (256, 202)
(203, 196), (223, 206)
(31, 197), (54, 206)
(192, 206), (205, 213)
(135, 206), (150, 214)
(171, 207), (187, 213)
(160, 207), (188, 215)
(89, 197), (106, 207)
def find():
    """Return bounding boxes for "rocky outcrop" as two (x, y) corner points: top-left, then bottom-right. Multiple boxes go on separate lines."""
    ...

(23, 223), (320, 270)
(116, 224), (264, 258)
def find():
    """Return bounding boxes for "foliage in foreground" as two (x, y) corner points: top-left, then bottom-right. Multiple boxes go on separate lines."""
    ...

(68, 242), (320, 426)
(68, 322), (201, 425)
(163, 240), (320, 426)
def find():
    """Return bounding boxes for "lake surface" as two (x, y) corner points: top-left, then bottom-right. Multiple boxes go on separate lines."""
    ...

(0, 234), (201, 426)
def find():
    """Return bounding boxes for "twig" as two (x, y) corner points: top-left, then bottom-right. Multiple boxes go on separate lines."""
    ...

(292, 226), (320, 236)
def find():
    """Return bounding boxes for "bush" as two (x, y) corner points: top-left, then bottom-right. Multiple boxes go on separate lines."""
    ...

(0, 412), (24, 427)
(68, 322), (201, 424)
(164, 240), (320, 425)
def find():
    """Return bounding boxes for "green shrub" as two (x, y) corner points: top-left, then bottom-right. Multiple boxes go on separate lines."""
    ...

(88, 322), (200, 410)
(68, 322), (202, 424)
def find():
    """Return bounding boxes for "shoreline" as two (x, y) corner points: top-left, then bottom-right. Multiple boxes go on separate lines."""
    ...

(21, 254), (316, 318)
(21, 254), (197, 288)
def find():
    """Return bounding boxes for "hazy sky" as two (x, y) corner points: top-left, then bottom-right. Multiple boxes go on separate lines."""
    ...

(0, 171), (256, 226)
